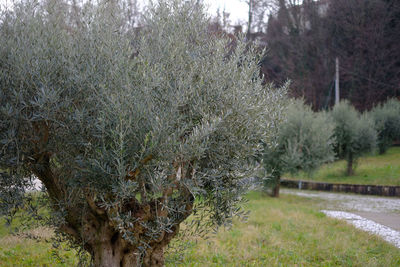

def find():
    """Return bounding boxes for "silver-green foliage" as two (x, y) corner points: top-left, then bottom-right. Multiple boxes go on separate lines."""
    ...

(263, 100), (335, 187)
(370, 98), (400, 154)
(331, 101), (377, 175)
(0, 0), (287, 260)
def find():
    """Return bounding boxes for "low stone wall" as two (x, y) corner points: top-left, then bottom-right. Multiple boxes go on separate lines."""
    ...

(281, 179), (400, 197)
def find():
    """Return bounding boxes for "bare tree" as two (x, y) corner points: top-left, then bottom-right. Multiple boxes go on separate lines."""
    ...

(262, 0), (332, 109)
(262, 0), (400, 110)
(242, 0), (274, 37)
(326, 0), (400, 110)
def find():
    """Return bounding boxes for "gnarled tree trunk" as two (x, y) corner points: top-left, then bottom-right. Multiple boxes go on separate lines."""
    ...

(92, 241), (138, 267)
(91, 239), (166, 267)
(84, 215), (181, 267)
(32, 133), (193, 267)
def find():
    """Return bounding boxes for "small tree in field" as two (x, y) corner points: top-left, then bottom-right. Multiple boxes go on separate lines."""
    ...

(331, 101), (377, 176)
(263, 100), (335, 197)
(0, 0), (288, 266)
(370, 98), (400, 154)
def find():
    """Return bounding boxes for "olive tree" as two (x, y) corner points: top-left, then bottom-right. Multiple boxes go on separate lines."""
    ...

(0, 0), (288, 266)
(331, 101), (377, 176)
(370, 98), (400, 154)
(263, 100), (335, 197)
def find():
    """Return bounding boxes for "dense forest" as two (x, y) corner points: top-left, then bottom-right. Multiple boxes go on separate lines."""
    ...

(211, 0), (400, 111)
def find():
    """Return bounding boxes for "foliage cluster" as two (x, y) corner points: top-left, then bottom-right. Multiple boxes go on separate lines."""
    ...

(370, 98), (400, 154)
(331, 101), (377, 176)
(263, 100), (335, 196)
(263, 98), (397, 194)
(0, 0), (288, 265)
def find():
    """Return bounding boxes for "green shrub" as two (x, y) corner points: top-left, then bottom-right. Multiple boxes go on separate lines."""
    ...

(330, 101), (377, 176)
(263, 100), (335, 196)
(0, 0), (288, 265)
(370, 98), (400, 154)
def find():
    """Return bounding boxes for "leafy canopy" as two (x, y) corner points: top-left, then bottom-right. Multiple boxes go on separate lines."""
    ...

(330, 101), (377, 175)
(0, 0), (288, 257)
(263, 100), (335, 179)
(331, 101), (377, 159)
(370, 98), (400, 154)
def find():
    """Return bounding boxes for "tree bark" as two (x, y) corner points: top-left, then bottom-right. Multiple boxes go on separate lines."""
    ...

(92, 245), (166, 267)
(28, 121), (194, 267)
(272, 176), (280, 197)
(141, 243), (166, 267)
(31, 138), (192, 267)
(89, 223), (174, 267)
(92, 241), (138, 267)
(346, 152), (354, 176)
(83, 200), (184, 267)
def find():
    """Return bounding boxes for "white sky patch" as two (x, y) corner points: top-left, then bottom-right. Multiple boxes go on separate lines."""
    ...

(0, 0), (10, 9)
(203, 0), (248, 24)
(0, 0), (250, 24)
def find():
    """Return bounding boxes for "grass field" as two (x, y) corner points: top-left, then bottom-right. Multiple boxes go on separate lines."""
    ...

(1, 192), (399, 266)
(286, 147), (400, 186)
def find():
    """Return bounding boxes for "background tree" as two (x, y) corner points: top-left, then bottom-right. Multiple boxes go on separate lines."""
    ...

(370, 98), (400, 154)
(0, 0), (288, 266)
(330, 101), (377, 176)
(242, 0), (274, 38)
(263, 100), (335, 197)
(261, 0), (400, 110)
(262, 0), (333, 110)
(209, 6), (232, 33)
(326, 0), (400, 110)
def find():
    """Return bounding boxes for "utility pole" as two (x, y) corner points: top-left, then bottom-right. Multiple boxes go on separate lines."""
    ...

(335, 57), (340, 105)
(246, 0), (253, 40)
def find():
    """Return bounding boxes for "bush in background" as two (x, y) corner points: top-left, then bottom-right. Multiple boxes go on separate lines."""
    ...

(370, 98), (400, 154)
(331, 101), (377, 176)
(263, 100), (335, 197)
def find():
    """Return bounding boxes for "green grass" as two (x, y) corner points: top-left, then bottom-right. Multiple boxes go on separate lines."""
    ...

(286, 147), (400, 186)
(0, 224), (78, 266)
(0, 235), (78, 267)
(0, 194), (79, 266)
(167, 192), (400, 266)
(1, 192), (400, 266)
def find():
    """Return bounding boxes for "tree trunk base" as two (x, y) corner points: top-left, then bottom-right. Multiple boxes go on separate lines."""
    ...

(346, 153), (354, 176)
(272, 177), (280, 197)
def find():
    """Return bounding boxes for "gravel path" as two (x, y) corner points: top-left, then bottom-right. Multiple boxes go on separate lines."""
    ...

(281, 189), (400, 213)
(282, 189), (400, 248)
(321, 210), (400, 248)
